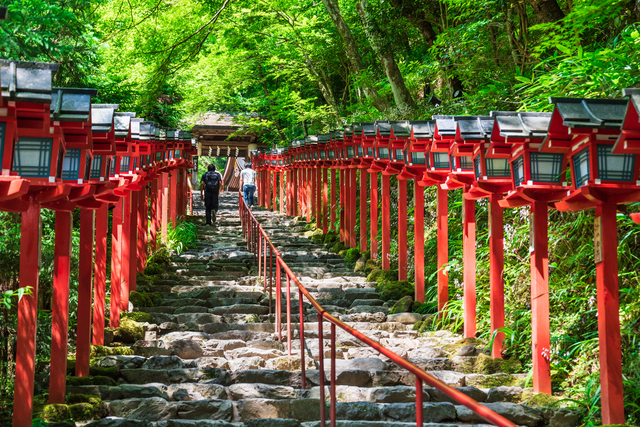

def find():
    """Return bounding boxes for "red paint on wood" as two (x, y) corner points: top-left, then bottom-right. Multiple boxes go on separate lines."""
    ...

(323, 168), (328, 233)
(12, 203), (41, 427)
(162, 173), (169, 242)
(121, 194), (131, 312)
(92, 204), (108, 346)
(307, 168), (312, 222)
(128, 191), (138, 293)
(370, 172), (378, 260)
(49, 211), (72, 404)
(137, 187), (147, 272)
(382, 174), (390, 269)
(149, 179), (158, 251)
(398, 179), (408, 280)
(463, 197), (477, 338)
(273, 171), (278, 212)
(110, 198), (123, 328)
(437, 187), (448, 313)
(414, 184), (425, 302)
(330, 169), (336, 232)
(360, 170), (367, 251)
(489, 194), (505, 358)
(530, 200), (551, 393)
(316, 169), (322, 228)
(349, 168), (357, 248)
(595, 203), (625, 425)
(76, 208), (95, 377)
(170, 172), (178, 227)
(340, 169), (345, 241)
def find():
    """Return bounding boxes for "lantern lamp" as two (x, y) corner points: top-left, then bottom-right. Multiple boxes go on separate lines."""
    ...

(613, 88), (640, 154)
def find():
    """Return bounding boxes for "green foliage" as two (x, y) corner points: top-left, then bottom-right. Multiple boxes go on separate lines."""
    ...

(129, 291), (161, 308)
(147, 249), (171, 266)
(121, 311), (154, 323)
(143, 263), (163, 276)
(343, 248), (360, 265)
(2, 286), (32, 310)
(331, 241), (346, 254)
(89, 345), (134, 358)
(66, 376), (117, 387)
(42, 404), (70, 422)
(165, 221), (198, 254)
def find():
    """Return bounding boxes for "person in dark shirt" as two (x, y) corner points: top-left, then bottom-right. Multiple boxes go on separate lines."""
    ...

(200, 164), (223, 224)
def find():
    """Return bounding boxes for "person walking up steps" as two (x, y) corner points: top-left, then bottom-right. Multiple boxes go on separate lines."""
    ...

(239, 162), (257, 209)
(200, 164), (223, 225)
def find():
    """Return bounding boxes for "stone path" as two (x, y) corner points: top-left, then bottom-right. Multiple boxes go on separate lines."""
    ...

(70, 193), (575, 427)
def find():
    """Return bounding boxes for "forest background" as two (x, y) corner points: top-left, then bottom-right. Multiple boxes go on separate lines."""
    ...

(1, 0), (640, 425)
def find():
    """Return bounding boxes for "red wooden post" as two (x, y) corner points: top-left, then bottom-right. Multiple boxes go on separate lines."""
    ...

(121, 194), (131, 312)
(463, 197), (476, 338)
(149, 178), (158, 250)
(382, 174), (390, 269)
(273, 171), (278, 212)
(12, 203), (41, 427)
(128, 191), (138, 293)
(370, 172), (378, 260)
(111, 198), (123, 328)
(161, 173), (169, 242)
(398, 178), (408, 280)
(294, 169), (299, 216)
(93, 204), (108, 345)
(530, 200), (551, 393)
(316, 167), (322, 229)
(349, 167), (357, 248)
(359, 170), (367, 251)
(297, 169), (302, 215)
(76, 208), (95, 377)
(330, 169), (337, 232)
(340, 169), (345, 241)
(323, 168), (328, 233)
(306, 168), (311, 222)
(437, 187), (448, 312)
(414, 183), (424, 302)
(49, 211), (72, 404)
(266, 171), (272, 211)
(137, 187), (147, 272)
(489, 194), (505, 358)
(595, 203), (625, 425)
(170, 171), (178, 227)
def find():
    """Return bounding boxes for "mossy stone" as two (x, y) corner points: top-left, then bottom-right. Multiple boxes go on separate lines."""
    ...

(90, 345), (134, 357)
(344, 248), (360, 265)
(66, 394), (101, 406)
(148, 249), (171, 265)
(331, 241), (346, 253)
(364, 259), (377, 272)
(495, 357), (522, 373)
(68, 403), (95, 421)
(323, 232), (337, 244)
(121, 311), (153, 323)
(521, 390), (560, 407)
(366, 269), (396, 284)
(89, 366), (120, 380)
(354, 258), (367, 272)
(129, 291), (160, 308)
(443, 337), (478, 355)
(338, 249), (348, 257)
(390, 295), (414, 313)
(144, 262), (164, 275)
(43, 404), (70, 422)
(111, 317), (144, 343)
(66, 375), (118, 387)
(377, 280), (413, 301)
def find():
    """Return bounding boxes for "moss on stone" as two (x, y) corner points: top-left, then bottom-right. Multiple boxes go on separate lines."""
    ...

(66, 375), (118, 387)
(377, 280), (413, 301)
(364, 259), (377, 273)
(88, 366), (120, 380)
(323, 232), (338, 244)
(90, 345), (134, 358)
(69, 403), (95, 420)
(344, 248), (360, 265)
(143, 263), (163, 276)
(129, 291), (160, 308)
(338, 249), (348, 256)
(366, 269), (397, 284)
(43, 404), (70, 422)
(468, 372), (516, 388)
(473, 352), (521, 374)
(121, 311), (153, 323)
(521, 390), (560, 407)
(495, 357), (522, 373)
(66, 394), (101, 406)
(147, 249), (171, 266)
(110, 317), (144, 343)
(390, 295), (414, 314)
(331, 241), (346, 253)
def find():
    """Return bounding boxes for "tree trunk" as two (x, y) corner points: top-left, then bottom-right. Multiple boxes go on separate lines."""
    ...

(529, 0), (565, 23)
(321, 0), (390, 111)
(636, 0), (640, 21)
(390, 0), (438, 46)
(356, 0), (416, 110)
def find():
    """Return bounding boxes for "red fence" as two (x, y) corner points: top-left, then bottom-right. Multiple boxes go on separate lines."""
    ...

(238, 193), (516, 427)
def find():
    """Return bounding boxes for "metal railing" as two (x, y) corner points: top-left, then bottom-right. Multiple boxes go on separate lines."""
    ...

(238, 194), (516, 427)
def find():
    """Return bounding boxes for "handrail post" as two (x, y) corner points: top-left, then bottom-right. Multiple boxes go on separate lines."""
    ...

(263, 236), (267, 293)
(318, 312), (326, 427)
(269, 248), (273, 316)
(330, 322), (336, 427)
(258, 232), (262, 275)
(276, 257), (282, 341)
(287, 275), (292, 356)
(299, 288), (306, 389)
(416, 377), (424, 427)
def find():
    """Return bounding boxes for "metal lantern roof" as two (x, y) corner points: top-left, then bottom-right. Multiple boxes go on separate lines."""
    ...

(0, 60), (59, 103)
(410, 120), (436, 140)
(318, 133), (330, 144)
(550, 97), (627, 129)
(377, 121), (411, 139)
(623, 88), (640, 114)
(128, 117), (142, 140)
(139, 121), (154, 141)
(51, 88), (97, 122)
(91, 104), (119, 133)
(613, 88), (640, 154)
(114, 112), (135, 138)
(490, 112), (552, 139)
(455, 116), (494, 140)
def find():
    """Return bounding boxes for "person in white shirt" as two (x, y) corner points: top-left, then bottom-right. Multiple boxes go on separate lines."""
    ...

(239, 163), (258, 208)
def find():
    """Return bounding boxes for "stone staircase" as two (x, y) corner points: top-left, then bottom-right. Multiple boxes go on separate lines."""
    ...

(67, 193), (577, 427)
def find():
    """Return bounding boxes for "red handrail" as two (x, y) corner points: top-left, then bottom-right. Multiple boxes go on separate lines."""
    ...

(238, 193), (516, 427)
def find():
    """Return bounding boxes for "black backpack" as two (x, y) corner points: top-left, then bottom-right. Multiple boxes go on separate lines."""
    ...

(204, 171), (222, 192)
